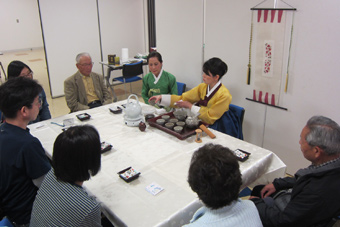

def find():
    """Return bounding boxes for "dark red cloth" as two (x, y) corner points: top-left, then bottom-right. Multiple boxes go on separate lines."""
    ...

(195, 84), (222, 107)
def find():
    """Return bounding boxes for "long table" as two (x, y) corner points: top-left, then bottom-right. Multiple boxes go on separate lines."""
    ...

(29, 100), (286, 227)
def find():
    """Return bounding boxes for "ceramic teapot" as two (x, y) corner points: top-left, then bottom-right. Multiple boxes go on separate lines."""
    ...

(185, 115), (199, 128)
(124, 94), (142, 119)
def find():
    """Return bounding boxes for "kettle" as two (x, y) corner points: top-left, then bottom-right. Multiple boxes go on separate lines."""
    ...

(124, 94), (142, 119)
(185, 112), (200, 128)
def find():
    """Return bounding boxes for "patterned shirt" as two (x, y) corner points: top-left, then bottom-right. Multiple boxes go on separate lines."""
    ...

(30, 169), (101, 227)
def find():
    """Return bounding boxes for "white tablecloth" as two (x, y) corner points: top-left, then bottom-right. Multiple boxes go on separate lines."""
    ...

(29, 100), (286, 227)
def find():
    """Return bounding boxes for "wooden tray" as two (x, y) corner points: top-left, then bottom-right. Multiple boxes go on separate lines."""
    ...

(148, 112), (208, 140)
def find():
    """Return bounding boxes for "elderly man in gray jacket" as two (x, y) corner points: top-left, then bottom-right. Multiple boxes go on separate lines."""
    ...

(250, 115), (340, 227)
(64, 52), (112, 112)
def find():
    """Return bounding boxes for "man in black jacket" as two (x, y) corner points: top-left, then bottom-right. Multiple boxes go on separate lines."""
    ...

(250, 115), (340, 227)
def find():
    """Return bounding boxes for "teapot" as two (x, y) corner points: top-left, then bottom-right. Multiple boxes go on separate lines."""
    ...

(124, 94), (142, 119)
(185, 115), (200, 128)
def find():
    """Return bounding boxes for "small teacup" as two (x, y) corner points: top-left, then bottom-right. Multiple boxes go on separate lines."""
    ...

(176, 121), (185, 127)
(156, 119), (165, 125)
(165, 122), (174, 129)
(174, 126), (183, 133)
(169, 118), (178, 123)
(161, 115), (170, 121)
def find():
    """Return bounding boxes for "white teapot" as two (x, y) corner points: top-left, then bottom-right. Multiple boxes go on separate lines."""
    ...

(124, 94), (142, 119)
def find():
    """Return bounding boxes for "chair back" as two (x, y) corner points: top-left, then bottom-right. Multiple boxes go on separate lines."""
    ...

(209, 104), (245, 140)
(326, 214), (340, 227)
(0, 217), (14, 227)
(177, 82), (186, 95)
(122, 61), (143, 79)
(230, 104), (245, 127)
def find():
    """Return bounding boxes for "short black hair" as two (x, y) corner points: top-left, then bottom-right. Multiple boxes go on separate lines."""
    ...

(0, 77), (42, 119)
(188, 143), (242, 209)
(202, 57), (228, 80)
(7, 60), (32, 79)
(147, 51), (163, 63)
(52, 125), (101, 184)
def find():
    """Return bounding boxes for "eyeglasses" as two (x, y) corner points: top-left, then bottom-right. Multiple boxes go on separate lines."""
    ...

(20, 71), (33, 78)
(78, 62), (94, 67)
(33, 97), (42, 106)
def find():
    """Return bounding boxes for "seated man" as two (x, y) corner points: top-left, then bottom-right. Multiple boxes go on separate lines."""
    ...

(0, 77), (51, 225)
(184, 143), (262, 227)
(64, 52), (112, 112)
(250, 115), (340, 227)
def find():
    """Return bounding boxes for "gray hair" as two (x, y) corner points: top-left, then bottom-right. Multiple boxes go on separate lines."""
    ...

(306, 116), (340, 155)
(76, 52), (91, 63)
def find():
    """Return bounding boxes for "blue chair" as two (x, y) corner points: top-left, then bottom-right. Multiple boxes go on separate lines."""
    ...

(112, 60), (143, 97)
(209, 104), (245, 140)
(239, 187), (252, 197)
(0, 217), (14, 227)
(0, 110), (4, 123)
(177, 82), (186, 95)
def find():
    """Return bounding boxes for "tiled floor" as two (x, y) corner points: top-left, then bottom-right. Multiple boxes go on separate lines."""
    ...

(0, 48), (144, 118)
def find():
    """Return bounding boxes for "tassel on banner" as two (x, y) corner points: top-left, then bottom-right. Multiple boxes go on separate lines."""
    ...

(247, 64), (251, 84)
(247, 11), (254, 85)
(284, 73), (289, 92)
(264, 92), (269, 104)
(259, 91), (263, 102)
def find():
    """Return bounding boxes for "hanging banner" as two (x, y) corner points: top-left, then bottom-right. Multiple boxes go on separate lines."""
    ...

(252, 9), (285, 106)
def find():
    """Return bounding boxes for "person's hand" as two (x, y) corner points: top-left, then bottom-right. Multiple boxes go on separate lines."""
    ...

(249, 195), (260, 199)
(174, 100), (192, 109)
(260, 183), (276, 198)
(149, 95), (161, 105)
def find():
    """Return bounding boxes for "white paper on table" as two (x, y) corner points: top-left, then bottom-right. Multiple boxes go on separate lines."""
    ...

(146, 182), (164, 196)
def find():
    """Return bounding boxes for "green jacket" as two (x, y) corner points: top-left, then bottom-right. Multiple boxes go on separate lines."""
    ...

(141, 70), (177, 104)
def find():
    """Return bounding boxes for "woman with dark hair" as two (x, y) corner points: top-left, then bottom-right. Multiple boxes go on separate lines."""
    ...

(184, 144), (262, 227)
(30, 125), (102, 226)
(141, 51), (178, 104)
(149, 57), (231, 125)
(7, 60), (51, 123)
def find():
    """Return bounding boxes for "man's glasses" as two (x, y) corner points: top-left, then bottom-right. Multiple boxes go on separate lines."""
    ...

(78, 62), (94, 67)
(34, 97), (42, 106)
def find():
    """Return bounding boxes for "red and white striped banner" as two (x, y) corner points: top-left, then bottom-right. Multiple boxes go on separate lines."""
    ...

(252, 10), (286, 105)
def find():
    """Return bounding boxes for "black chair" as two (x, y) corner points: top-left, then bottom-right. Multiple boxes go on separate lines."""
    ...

(177, 82), (186, 95)
(326, 214), (340, 227)
(112, 60), (143, 97)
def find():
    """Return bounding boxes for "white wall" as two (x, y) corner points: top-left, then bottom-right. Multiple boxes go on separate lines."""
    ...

(156, 0), (340, 173)
(39, 0), (102, 98)
(39, 0), (146, 98)
(98, 0), (147, 80)
(0, 0), (44, 51)
(264, 0), (340, 172)
(155, 0), (204, 89)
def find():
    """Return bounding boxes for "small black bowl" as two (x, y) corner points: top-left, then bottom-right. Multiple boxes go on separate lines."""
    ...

(145, 114), (155, 122)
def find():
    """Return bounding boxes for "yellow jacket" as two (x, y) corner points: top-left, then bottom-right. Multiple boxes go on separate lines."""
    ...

(170, 83), (232, 125)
